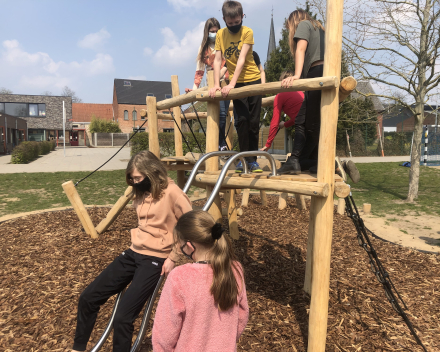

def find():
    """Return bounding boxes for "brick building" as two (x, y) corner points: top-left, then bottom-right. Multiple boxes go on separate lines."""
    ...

(112, 79), (175, 133)
(383, 105), (439, 132)
(72, 103), (113, 146)
(0, 113), (27, 154)
(0, 94), (72, 145)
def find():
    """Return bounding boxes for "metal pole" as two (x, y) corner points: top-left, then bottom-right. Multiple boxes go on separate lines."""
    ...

(377, 123), (384, 157)
(423, 126), (428, 166)
(63, 101), (66, 157)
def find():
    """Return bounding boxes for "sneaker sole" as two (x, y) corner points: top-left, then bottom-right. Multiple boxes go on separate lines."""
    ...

(345, 160), (360, 183)
(251, 169), (263, 173)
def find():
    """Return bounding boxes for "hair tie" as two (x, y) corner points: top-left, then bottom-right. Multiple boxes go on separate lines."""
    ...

(211, 223), (223, 240)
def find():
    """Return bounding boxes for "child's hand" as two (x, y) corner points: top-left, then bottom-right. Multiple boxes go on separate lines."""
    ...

(185, 88), (193, 93)
(260, 146), (268, 151)
(161, 258), (176, 277)
(281, 75), (301, 88)
(221, 84), (235, 98)
(279, 121), (285, 129)
(209, 86), (221, 98)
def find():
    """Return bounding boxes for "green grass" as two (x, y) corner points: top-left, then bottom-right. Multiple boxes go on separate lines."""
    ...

(347, 162), (440, 217)
(0, 170), (180, 217)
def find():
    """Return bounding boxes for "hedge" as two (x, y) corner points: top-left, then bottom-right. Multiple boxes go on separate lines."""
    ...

(130, 132), (239, 157)
(11, 141), (56, 164)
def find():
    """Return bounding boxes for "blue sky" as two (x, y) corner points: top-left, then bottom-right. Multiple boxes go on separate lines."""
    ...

(0, 0), (293, 103)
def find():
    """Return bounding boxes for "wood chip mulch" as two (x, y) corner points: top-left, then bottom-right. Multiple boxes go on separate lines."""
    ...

(0, 194), (439, 351)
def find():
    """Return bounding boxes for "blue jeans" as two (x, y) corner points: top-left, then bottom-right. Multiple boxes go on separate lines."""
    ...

(219, 100), (231, 148)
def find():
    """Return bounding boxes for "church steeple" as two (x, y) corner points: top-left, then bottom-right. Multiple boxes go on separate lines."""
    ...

(266, 9), (276, 65)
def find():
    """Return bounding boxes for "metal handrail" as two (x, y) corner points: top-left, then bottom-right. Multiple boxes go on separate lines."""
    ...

(182, 151), (248, 194)
(202, 151), (278, 211)
(90, 289), (126, 352)
(130, 275), (165, 352)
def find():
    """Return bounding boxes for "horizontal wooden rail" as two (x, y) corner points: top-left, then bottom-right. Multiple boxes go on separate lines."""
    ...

(196, 77), (338, 102)
(339, 76), (357, 103)
(195, 174), (329, 198)
(156, 86), (208, 111)
(140, 110), (207, 120)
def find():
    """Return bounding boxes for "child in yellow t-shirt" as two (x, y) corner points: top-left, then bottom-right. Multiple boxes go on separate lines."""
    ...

(209, 0), (263, 173)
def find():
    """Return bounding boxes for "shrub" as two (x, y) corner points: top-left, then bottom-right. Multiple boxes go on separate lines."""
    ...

(90, 115), (121, 133)
(11, 140), (57, 164)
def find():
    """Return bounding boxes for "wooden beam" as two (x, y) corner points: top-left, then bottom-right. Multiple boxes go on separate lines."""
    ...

(278, 192), (288, 210)
(196, 76), (339, 102)
(241, 188), (250, 207)
(147, 96), (160, 158)
(195, 174), (329, 198)
(156, 86), (208, 111)
(62, 181), (98, 239)
(338, 76), (357, 103)
(337, 198), (345, 215)
(171, 76), (185, 189)
(295, 194), (306, 210)
(224, 189), (240, 239)
(260, 190), (267, 206)
(307, 0), (344, 351)
(96, 186), (134, 234)
(334, 182), (350, 198)
(140, 111), (207, 120)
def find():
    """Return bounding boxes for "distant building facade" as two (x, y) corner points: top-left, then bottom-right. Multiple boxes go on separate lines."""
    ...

(0, 113), (27, 154)
(382, 105), (439, 132)
(72, 103), (113, 146)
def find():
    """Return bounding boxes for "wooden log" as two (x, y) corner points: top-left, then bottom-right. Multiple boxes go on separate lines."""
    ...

(196, 76), (339, 102)
(96, 186), (134, 234)
(62, 181), (98, 239)
(334, 182), (350, 198)
(196, 174), (329, 197)
(260, 190), (267, 206)
(337, 198), (345, 215)
(141, 111), (207, 120)
(307, 0), (344, 351)
(338, 76), (357, 103)
(156, 86), (208, 111)
(224, 189), (239, 240)
(303, 199), (316, 295)
(171, 76), (185, 190)
(241, 188), (250, 207)
(237, 208), (243, 216)
(205, 71), (222, 222)
(235, 188), (242, 195)
(193, 190), (200, 197)
(363, 203), (371, 215)
(278, 192), (288, 210)
(147, 96), (160, 158)
(295, 194), (306, 210)
(228, 95), (276, 111)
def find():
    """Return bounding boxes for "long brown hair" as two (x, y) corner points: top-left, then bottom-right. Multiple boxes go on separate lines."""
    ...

(286, 9), (325, 59)
(198, 18), (221, 64)
(125, 150), (168, 200)
(174, 210), (243, 311)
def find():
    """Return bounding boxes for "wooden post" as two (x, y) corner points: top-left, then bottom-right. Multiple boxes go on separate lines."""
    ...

(95, 186), (134, 234)
(363, 203), (371, 215)
(226, 106), (234, 150)
(303, 201), (316, 295)
(241, 188), (250, 207)
(295, 194), (306, 210)
(62, 180), (98, 239)
(337, 198), (345, 215)
(260, 190), (267, 206)
(147, 96), (160, 158)
(307, 0), (344, 351)
(205, 71), (222, 222)
(224, 189), (239, 239)
(171, 75), (185, 189)
(278, 192), (288, 210)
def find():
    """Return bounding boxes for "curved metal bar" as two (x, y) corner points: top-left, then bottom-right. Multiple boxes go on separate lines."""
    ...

(91, 289), (126, 352)
(202, 151), (278, 212)
(182, 151), (248, 194)
(130, 275), (165, 352)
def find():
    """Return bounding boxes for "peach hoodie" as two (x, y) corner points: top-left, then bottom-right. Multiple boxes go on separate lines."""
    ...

(130, 178), (192, 261)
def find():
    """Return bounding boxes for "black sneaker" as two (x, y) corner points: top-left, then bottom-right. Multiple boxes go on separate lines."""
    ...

(309, 165), (317, 174)
(343, 160), (360, 183)
(277, 157), (301, 175)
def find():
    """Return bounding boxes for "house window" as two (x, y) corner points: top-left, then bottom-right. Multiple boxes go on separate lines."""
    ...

(38, 104), (46, 116)
(165, 94), (172, 99)
(124, 110), (129, 120)
(163, 128), (174, 133)
(132, 110), (137, 121)
(5, 103), (27, 117)
(29, 104), (38, 116)
(0, 103), (4, 113)
(147, 93), (154, 97)
(124, 81), (131, 87)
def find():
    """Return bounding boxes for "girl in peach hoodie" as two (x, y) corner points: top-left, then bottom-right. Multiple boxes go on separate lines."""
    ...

(152, 210), (249, 352)
(71, 151), (192, 352)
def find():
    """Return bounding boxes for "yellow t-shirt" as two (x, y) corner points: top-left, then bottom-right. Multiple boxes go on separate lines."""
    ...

(215, 26), (261, 83)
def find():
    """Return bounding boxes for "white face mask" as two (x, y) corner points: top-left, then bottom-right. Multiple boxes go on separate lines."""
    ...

(208, 32), (217, 41)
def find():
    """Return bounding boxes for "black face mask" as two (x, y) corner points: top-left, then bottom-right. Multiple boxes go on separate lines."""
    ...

(132, 176), (151, 193)
(180, 242), (195, 261)
(227, 21), (242, 34)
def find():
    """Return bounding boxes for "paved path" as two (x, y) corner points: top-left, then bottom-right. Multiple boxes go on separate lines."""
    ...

(0, 147), (131, 174)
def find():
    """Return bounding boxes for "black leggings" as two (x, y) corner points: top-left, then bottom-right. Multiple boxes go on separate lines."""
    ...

(73, 249), (164, 352)
(291, 64), (323, 170)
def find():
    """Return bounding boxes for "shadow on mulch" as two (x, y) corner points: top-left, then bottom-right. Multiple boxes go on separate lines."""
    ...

(0, 194), (439, 351)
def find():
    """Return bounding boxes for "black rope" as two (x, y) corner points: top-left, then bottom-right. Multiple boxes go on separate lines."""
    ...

(168, 109), (197, 159)
(180, 108), (204, 153)
(74, 118), (148, 187)
(345, 194), (427, 352)
(191, 102), (206, 136)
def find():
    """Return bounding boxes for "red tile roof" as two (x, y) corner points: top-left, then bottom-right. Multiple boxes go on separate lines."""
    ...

(72, 103), (113, 122)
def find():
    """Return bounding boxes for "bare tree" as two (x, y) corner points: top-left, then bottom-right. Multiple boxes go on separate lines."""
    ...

(0, 87), (13, 94)
(41, 91), (53, 96)
(61, 86), (83, 103)
(306, 0), (440, 202)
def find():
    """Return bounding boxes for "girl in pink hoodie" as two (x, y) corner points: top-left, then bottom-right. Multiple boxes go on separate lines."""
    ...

(71, 151), (192, 352)
(152, 210), (249, 352)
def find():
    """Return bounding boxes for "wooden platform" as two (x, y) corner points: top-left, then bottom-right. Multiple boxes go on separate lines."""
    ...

(203, 170), (343, 182)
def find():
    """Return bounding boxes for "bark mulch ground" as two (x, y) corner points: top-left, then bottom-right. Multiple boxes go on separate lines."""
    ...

(0, 194), (439, 351)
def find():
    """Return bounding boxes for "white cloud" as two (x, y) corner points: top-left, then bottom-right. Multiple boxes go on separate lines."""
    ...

(153, 22), (205, 66)
(143, 47), (153, 56)
(167, 0), (265, 11)
(128, 75), (147, 80)
(78, 28), (111, 49)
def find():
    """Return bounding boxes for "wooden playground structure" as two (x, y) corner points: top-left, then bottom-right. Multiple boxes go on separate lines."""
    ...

(61, 1), (364, 351)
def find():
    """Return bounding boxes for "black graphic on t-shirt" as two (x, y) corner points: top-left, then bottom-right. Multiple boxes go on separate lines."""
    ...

(225, 41), (241, 59)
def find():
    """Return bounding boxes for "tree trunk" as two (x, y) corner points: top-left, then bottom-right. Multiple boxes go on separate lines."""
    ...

(407, 114), (424, 202)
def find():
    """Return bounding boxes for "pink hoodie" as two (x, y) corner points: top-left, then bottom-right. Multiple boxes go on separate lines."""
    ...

(152, 262), (249, 352)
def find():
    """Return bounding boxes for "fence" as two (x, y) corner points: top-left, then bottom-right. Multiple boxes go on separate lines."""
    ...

(92, 133), (130, 147)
